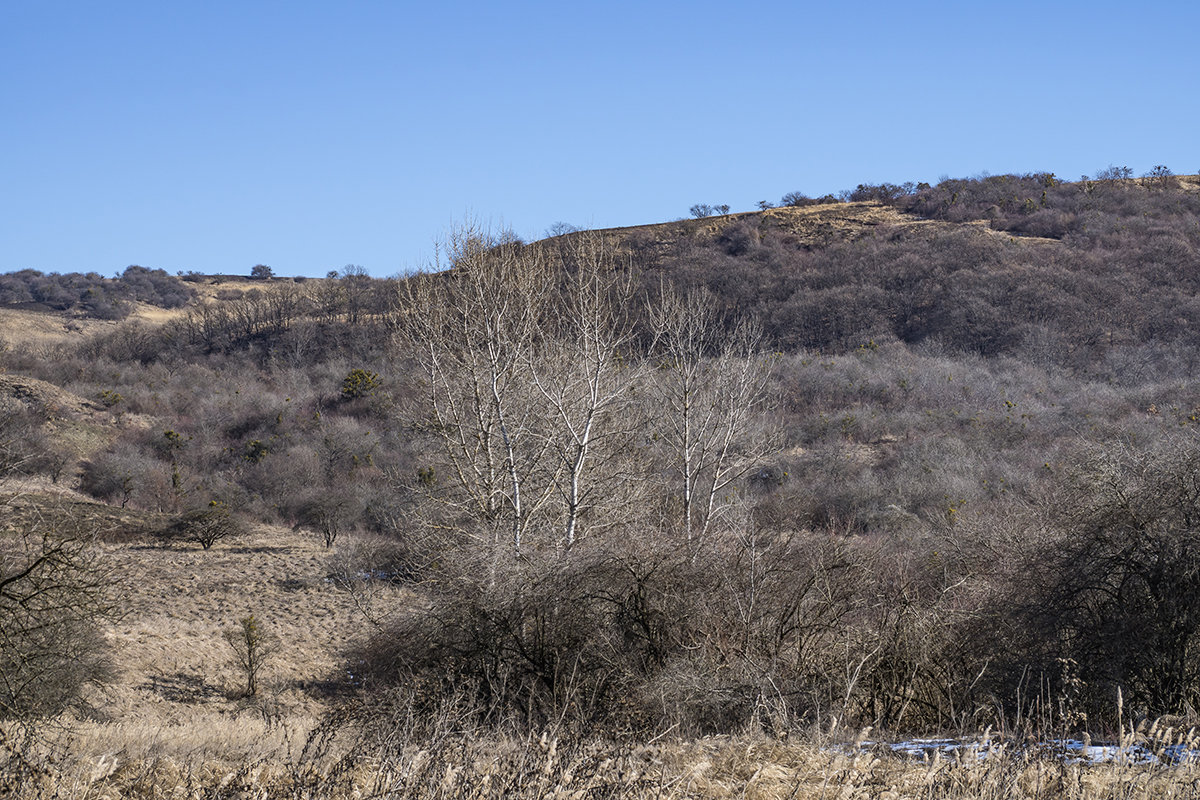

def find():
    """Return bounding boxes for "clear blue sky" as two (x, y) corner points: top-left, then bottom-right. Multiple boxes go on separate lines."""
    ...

(4, 1), (1198, 278)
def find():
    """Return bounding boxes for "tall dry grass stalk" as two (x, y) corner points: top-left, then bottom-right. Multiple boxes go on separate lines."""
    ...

(6, 716), (1200, 799)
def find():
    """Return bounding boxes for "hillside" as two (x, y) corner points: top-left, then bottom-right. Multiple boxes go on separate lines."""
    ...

(5, 172), (1200, 797)
(583, 173), (1200, 362)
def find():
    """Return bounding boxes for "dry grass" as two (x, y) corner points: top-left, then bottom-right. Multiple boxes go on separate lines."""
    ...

(7, 504), (1191, 797)
(90, 522), (410, 723)
(0, 375), (100, 418)
(0, 509), (411, 796)
(585, 200), (933, 249)
(0, 304), (186, 351)
(10, 725), (1200, 799)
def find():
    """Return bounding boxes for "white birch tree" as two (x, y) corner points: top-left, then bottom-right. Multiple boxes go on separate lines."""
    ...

(530, 235), (643, 549)
(648, 286), (777, 545)
(400, 228), (558, 557)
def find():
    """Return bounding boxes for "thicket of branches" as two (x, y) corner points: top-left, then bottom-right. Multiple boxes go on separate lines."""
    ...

(0, 501), (115, 725)
(347, 222), (1200, 736)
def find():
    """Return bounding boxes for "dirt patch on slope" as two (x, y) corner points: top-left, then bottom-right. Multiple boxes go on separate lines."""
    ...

(0, 372), (102, 417)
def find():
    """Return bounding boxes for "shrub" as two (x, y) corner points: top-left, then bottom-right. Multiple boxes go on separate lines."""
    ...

(0, 505), (115, 722)
(351, 528), (870, 735)
(98, 389), (123, 409)
(0, 399), (52, 478)
(341, 368), (382, 400)
(224, 614), (278, 696)
(0, 266), (191, 316)
(1095, 164), (1134, 181)
(1013, 437), (1200, 718)
(116, 265), (193, 308)
(295, 492), (363, 548)
(167, 501), (245, 549)
(1143, 164), (1180, 190)
(79, 444), (163, 509)
(328, 531), (421, 588)
(716, 221), (757, 256)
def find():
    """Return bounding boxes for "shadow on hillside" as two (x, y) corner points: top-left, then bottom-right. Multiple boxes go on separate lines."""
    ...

(141, 671), (225, 704)
(227, 544), (294, 555)
(296, 675), (355, 701)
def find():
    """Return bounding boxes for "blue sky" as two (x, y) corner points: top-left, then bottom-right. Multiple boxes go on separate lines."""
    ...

(3, 1), (1198, 278)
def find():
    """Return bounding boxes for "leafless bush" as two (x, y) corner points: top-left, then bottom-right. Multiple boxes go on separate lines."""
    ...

(1013, 435), (1200, 721)
(79, 443), (168, 509)
(0, 399), (52, 479)
(294, 490), (364, 548)
(1142, 164), (1180, 190)
(0, 502), (115, 725)
(328, 530), (421, 586)
(351, 522), (880, 736)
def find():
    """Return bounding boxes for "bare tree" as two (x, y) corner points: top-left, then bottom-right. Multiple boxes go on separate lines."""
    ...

(648, 286), (778, 545)
(545, 221), (582, 238)
(1095, 164), (1134, 182)
(398, 227), (558, 556)
(1143, 164), (1179, 190)
(529, 235), (643, 549)
(398, 228), (652, 556)
(781, 191), (810, 207)
(296, 491), (363, 549)
(340, 264), (373, 325)
(168, 501), (244, 549)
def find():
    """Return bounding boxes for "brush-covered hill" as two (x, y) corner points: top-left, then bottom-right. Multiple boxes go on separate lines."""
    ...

(5, 170), (1200, 796)
(556, 171), (1200, 366)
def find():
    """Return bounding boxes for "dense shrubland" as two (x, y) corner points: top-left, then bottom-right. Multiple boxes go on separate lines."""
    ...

(4, 174), (1200, 748)
(647, 171), (1200, 366)
(0, 265), (193, 319)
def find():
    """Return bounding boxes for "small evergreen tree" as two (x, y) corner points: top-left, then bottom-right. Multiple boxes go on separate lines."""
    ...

(224, 614), (278, 696)
(341, 368), (382, 400)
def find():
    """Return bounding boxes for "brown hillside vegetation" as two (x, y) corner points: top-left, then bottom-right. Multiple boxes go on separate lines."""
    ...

(5, 171), (1200, 796)
(0, 490), (389, 700)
